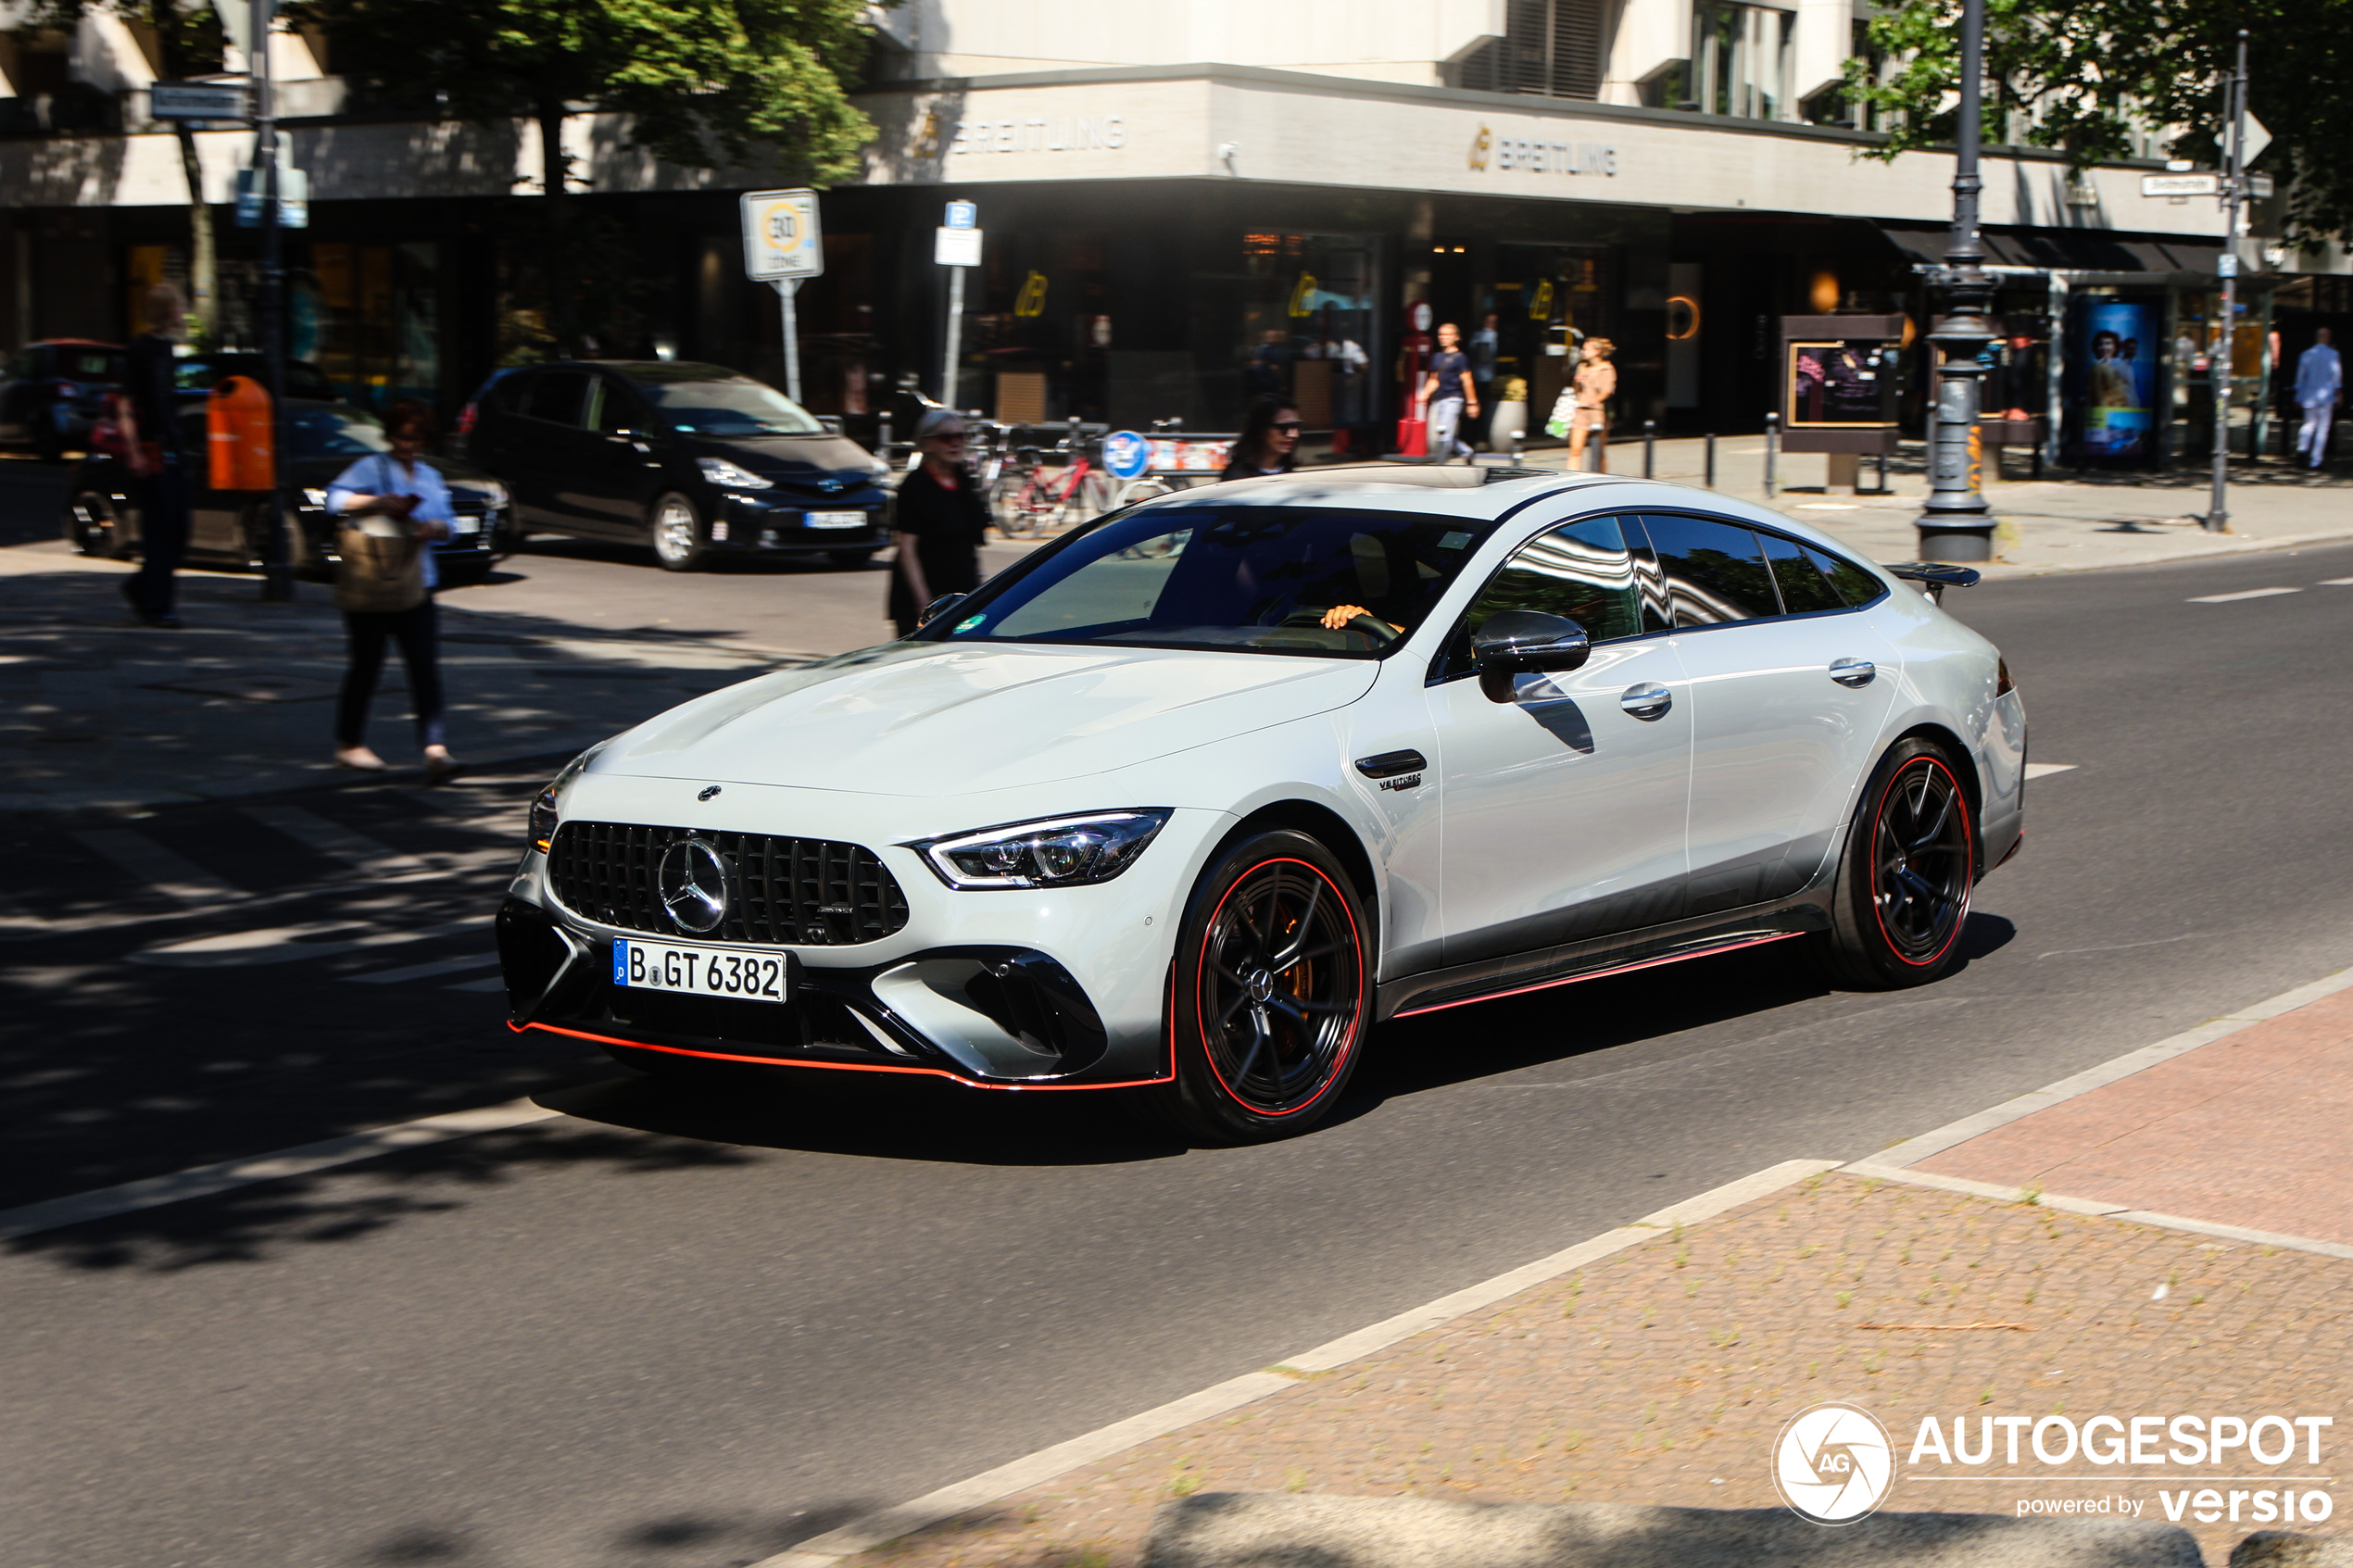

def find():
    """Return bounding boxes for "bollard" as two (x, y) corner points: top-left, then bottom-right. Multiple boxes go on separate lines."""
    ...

(1875, 450), (1888, 493)
(878, 411), (892, 462)
(1705, 432), (1717, 489)
(1764, 413), (1780, 498)
(1642, 420), (1655, 480)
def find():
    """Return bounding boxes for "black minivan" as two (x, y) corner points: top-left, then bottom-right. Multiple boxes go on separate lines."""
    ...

(458, 361), (891, 571)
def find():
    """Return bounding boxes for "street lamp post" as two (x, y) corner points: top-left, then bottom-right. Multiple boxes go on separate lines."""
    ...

(1915, 0), (1999, 562)
(2207, 30), (2250, 534)
(254, 0), (294, 602)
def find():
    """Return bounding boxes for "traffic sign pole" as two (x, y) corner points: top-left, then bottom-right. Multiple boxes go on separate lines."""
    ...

(254, 0), (293, 602)
(737, 189), (823, 407)
(935, 203), (980, 409)
(774, 280), (802, 406)
(941, 265), (964, 410)
(2208, 29), (2249, 536)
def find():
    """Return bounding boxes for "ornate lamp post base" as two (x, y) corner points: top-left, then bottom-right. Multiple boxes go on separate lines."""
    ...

(1912, 0), (1998, 566)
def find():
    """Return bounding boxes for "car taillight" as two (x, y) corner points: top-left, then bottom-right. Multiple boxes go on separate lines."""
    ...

(455, 402), (478, 437)
(1996, 659), (2015, 696)
(53, 380), (76, 397)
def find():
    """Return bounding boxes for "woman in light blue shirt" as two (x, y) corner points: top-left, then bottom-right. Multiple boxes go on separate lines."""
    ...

(324, 399), (459, 780)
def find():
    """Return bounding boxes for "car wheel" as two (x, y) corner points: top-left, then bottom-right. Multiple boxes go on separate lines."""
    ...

(65, 488), (131, 559)
(1154, 828), (1373, 1144)
(649, 492), (708, 571)
(827, 547), (879, 570)
(1816, 738), (1976, 990)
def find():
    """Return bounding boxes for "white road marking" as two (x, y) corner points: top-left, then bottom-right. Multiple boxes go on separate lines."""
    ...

(2321, 577), (2353, 585)
(2188, 586), (2299, 602)
(348, 954), (502, 985)
(72, 829), (244, 907)
(132, 915), (490, 967)
(442, 975), (508, 992)
(2022, 762), (2078, 779)
(0, 1098), (565, 1241)
(239, 804), (427, 875)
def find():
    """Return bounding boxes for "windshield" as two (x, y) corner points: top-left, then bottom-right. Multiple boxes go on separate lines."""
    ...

(928, 505), (1499, 658)
(628, 370), (824, 437)
(286, 406), (391, 461)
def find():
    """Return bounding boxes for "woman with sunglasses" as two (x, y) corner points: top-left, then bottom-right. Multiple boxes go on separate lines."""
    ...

(887, 408), (992, 637)
(1220, 395), (1303, 483)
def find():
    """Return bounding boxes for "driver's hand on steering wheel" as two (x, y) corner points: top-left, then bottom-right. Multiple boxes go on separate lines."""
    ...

(1320, 604), (1401, 633)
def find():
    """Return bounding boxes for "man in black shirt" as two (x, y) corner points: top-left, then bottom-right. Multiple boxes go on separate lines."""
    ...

(122, 283), (191, 628)
(1416, 321), (1480, 463)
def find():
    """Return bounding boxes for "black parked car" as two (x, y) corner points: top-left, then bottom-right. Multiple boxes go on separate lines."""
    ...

(66, 400), (514, 583)
(0, 339), (124, 461)
(457, 360), (891, 571)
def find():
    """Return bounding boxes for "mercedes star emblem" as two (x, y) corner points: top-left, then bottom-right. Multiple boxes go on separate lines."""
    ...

(698, 784), (723, 802)
(657, 837), (729, 934)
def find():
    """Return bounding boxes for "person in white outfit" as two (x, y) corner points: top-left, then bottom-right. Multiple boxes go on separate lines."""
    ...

(2295, 327), (2343, 469)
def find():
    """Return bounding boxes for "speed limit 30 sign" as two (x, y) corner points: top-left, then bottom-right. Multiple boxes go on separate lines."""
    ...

(740, 189), (824, 282)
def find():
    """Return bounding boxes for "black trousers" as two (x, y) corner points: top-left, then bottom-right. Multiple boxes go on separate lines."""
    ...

(128, 455), (190, 616)
(337, 598), (447, 750)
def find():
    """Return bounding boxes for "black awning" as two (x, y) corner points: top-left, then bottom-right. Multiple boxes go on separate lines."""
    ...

(1874, 220), (2222, 276)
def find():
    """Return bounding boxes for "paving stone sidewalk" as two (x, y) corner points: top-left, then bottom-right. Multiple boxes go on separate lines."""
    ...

(852, 986), (2353, 1568)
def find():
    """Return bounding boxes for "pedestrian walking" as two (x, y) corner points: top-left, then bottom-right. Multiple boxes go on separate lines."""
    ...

(2295, 327), (2343, 469)
(888, 408), (989, 637)
(121, 283), (191, 629)
(1219, 395), (1302, 482)
(326, 398), (459, 780)
(1565, 336), (1617, 472)
(1417, 321), (1479, 463)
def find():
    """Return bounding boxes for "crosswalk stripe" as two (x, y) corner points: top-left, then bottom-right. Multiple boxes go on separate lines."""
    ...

(72, 829), (244, 906)
(350, 954), (502, 985)
(2188, 586), (2299, 603)
(2022, 762), (2078, 779)
(240, 804), (428, 875)
(2321, 578), (2353, 586)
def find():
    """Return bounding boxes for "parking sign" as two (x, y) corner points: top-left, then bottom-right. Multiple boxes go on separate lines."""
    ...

(740, 189), (824, 282)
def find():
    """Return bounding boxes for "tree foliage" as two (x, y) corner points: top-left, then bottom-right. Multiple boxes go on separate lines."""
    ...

(1840, 0), (2353, 245)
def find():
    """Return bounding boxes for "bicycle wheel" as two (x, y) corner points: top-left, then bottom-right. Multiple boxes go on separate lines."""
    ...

(989, 471), (1038, 536)
(1114, 478), (1177, 508)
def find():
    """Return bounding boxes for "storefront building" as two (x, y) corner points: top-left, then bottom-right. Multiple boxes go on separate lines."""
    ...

(0, 3), (2300, 461)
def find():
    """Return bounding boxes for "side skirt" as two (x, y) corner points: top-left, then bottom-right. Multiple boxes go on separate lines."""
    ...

(1377, 892), (1831, 1022)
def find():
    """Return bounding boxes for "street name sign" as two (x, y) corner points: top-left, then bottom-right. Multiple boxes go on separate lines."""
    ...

(739, 189), (824, 282)
(2142, 173), (2220, 197)
(150, 81), (250, 120)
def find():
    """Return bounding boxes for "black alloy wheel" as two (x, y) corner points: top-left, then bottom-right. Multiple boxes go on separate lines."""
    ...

(1817, 738), (1976, 988)
(1157, 828), (1372, 1143)
(66, 489), (130, 559)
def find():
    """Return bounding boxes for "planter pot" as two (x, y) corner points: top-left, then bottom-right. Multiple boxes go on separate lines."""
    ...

(1487, 400), (1528, 449)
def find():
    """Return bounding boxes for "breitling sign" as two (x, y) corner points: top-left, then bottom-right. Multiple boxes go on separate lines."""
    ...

(1471, 123), (1617, 177)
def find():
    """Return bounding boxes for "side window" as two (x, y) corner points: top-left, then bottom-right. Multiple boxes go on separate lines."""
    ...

(488, 371), (531, 414)
(1435, 514), (1651, 683)
(1757, 531), (1846, 614)
(523, 370), (588, 426)
(588, 378), (645, 433)
(1635, 514), (1780, 626)
(1808, 545), (1888, 608)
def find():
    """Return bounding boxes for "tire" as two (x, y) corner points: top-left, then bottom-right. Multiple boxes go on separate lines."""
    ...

(827, 547), (879, 570)
(1815, 738), (1977, 990)
(1152, 828), (1374, 1144)
(65, 488), (131, 559)
(649, 492), (708, 571)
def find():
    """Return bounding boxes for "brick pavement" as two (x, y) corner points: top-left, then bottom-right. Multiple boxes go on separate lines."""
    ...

(860, 1172), (2349, 1568)
(1919, 989), (2353, 1248)
(830, 985), (2353, 1568)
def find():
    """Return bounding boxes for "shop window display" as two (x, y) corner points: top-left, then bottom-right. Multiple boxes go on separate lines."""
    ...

(1232, 233), (1378, 437)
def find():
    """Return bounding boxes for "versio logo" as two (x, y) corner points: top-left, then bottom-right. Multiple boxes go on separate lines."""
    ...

(1774, 1401), (1895, 1524)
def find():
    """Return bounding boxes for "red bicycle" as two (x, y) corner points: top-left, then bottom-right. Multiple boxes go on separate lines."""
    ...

(988, 433), (1114, 538)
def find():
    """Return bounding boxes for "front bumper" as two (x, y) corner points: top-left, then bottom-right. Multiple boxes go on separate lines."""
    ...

(496, 797), (1228, 1088)
(707, 494), (887, 555)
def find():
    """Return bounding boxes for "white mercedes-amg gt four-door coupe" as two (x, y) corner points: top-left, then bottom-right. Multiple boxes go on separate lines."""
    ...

(497, 466), (2024, 1142)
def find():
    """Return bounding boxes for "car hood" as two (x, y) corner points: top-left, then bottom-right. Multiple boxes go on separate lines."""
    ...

(596, 641), (1378, 796)
(689, 431), (878, 484)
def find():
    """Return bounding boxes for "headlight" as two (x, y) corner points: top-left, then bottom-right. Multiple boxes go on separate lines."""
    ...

(301, 487), (329, 508)
(465, 480), (510, 508)
(697, 456), (773, 490)
(529, 743), (610, 853)
(914, 809), (1172, 890)
(867, 456), (890, 480)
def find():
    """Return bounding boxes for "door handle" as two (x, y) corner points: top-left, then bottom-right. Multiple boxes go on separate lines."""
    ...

(1830, 658), (1877, 688)
(1619, 682), (1672, 721)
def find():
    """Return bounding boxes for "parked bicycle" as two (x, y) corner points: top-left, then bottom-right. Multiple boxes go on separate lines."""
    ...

(989, 430), (1114, 537)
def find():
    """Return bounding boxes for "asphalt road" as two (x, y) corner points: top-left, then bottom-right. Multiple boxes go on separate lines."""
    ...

(6, 527), (2353, 1568)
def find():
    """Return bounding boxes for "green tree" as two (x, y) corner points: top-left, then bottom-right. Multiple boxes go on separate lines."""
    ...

(1840, 0), (2353, 245)
(295, 0), (881, 351)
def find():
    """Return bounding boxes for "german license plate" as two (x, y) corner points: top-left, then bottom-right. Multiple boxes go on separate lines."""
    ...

(451, 516), (481, 534)
(612, 938), (789, 1003)
(805, 510), (866, 529)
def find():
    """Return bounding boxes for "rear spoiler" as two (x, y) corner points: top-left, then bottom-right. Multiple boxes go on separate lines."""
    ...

(1884, 562), (1982, 604)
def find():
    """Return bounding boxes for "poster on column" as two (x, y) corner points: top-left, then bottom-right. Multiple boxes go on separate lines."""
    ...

(2068, 299), (2158, 464)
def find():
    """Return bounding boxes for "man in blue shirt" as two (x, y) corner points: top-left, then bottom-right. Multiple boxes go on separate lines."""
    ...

(2295, 328), (2342, 470)
(1417, 321), (1480, 463)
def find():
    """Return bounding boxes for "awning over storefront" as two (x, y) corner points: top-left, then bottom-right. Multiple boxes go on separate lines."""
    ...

(1874, 221), (2224, 277)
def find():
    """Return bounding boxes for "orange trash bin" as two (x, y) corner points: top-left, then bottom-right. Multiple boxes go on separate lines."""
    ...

(208, 375), (274, 492)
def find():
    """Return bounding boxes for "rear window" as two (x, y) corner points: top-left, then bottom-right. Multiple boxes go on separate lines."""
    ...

(64, 349), (122, 382)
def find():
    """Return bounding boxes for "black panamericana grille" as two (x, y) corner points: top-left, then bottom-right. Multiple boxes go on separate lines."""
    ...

(547, 822), (910, 947)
